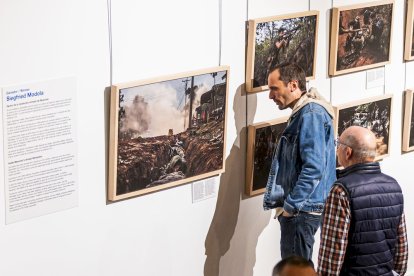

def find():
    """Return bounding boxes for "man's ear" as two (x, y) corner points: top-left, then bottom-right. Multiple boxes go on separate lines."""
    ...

(345, 147), (353, 161)
(290, 80), (299, 91)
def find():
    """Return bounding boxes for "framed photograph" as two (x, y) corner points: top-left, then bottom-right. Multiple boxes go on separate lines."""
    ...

(403, 89), (414, 151)
(329, 0), (394, 76)
(246, 117), (288, 196)
(108, 66), (229, 201)
(405, 0), (414, 61)
(333, 94), (393, 162)
(246, 11), (319, 93)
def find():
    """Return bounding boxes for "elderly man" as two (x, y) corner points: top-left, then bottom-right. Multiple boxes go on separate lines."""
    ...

(318, 126), (408, 275)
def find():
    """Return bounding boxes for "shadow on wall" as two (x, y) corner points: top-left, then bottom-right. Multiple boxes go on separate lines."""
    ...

(204, 85), (272, 276)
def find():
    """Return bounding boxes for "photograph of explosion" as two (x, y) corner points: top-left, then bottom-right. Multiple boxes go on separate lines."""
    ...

(246, 11), (318, 92)
(108, 67), (228, 200)
(404, 0), (414, 60)
(246, 119), (287, 196)
(336, 95), (392, 163)
(330, 1), (393, 75)
(403, 89), (414, 152)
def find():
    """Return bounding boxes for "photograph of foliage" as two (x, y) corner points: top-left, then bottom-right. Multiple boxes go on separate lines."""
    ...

(246, 11), (319, 93)
(405, 0), (414, 60)
(246, 118), (288, 196)
(108, 66), (229, 201)
(403, 89), (414, 152)
(334, 95), (393, 163)
(330, 0), (394, 76)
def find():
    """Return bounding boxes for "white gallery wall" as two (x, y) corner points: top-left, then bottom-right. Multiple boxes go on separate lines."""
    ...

(0, 0), (413, 275)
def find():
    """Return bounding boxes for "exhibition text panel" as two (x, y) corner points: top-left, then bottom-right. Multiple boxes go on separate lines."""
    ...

(2, 77), (78, 224)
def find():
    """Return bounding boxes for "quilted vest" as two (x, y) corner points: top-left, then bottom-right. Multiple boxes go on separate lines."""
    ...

(336, 162), (404, 276)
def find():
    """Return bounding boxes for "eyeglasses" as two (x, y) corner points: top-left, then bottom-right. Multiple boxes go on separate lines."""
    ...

(334, 138), (351, 149)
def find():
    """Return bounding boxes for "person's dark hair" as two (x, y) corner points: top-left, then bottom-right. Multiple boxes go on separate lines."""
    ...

(269, 63), (306, 93)
(272, 256), (314, 276)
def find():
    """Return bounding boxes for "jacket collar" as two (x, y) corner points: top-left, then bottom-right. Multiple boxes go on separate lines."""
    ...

(290, 87), (335, 119)
(337, 162), (381, 179)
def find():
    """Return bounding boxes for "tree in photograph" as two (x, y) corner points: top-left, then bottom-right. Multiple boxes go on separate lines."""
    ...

(253, 16), (316, 87)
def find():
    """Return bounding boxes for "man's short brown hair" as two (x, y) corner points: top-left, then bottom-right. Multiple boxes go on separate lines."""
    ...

(269, 63), (306, 93)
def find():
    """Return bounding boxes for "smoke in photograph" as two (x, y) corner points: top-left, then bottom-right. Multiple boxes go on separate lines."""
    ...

(119, 71), (226, 138)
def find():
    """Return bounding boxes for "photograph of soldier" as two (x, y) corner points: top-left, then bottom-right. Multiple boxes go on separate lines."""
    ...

(246, 11), (318, 91)
(247, 120), (287, 195)
(112, 69), (228, 198)
(333, 2), (393, 73)
(337, 97), (392, 161)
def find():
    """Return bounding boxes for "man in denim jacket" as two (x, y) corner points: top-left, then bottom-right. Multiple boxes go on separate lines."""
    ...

(263, 63), (336, 260)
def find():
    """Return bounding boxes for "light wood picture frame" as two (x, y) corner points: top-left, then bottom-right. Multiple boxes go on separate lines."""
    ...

(108, 66), (229, 201)
(246, 11), (319, 93)
(405, 0), (414, 61)
(246, 117), (288, 196)
(329, 0), (394, 76)
(333, 94), (393, 163)
(402, 89), (414, 151)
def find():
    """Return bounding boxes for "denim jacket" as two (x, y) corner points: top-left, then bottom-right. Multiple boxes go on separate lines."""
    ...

(263, 89), (336, 214)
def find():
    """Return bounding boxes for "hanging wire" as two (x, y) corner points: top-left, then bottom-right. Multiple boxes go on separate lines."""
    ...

(330, 78), (333, 103)
(246, 0), (249, 20)
(307, 0), (311, 90)
(404, 63), (407, 90)
(218, 0), (223, 66)
(107, 0), (113, 86)
(330, 0), (334, 103)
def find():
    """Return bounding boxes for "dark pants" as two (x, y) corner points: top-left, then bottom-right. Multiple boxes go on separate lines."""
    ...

(278, 212), (321, 260)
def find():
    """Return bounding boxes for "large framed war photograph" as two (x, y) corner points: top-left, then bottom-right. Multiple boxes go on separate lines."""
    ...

(329, 0), (394, 76)
(405, 0), (414, 61)
(402, 89), (414, 152)
(108, 66), (229, 201)
(246, 11), (319, 93)
(246, 117), (288, 196)
(334, 94), (393, 162)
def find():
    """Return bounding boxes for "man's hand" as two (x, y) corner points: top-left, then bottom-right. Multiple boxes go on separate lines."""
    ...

(282, 210), (293, 217)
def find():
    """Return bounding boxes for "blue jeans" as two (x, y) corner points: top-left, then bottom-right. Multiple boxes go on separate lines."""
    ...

(278, 212), (321, 260)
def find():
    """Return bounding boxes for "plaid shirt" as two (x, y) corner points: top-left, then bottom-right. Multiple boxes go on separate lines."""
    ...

(318, 184), (408, 275)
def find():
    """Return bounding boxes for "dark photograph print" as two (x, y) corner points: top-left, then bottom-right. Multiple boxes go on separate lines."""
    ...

(108, 66), (229, 201)
(246, 11), (319, 93)
(403, 89), (414, 152)
(330, 0), (394, 76)
(405, 0), (414, 60)
(335, 95), (393, 162)
(246, 118), (288, 196)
